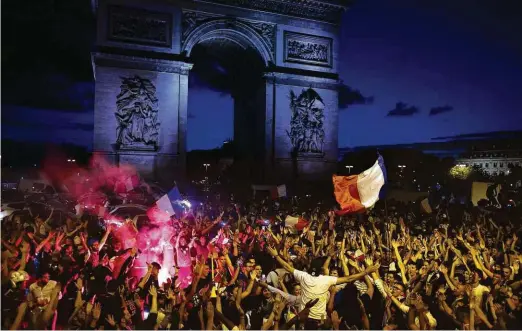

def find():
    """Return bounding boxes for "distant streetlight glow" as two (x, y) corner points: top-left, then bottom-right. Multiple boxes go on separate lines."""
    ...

(345, 165), (354, 174)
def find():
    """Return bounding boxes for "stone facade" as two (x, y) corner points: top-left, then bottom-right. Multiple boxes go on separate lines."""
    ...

(92, 0), (348, 182)
(456, 150), (522, 177)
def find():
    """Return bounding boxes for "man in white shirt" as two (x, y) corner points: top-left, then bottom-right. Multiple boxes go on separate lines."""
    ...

(267, 246), (379, 328)
(27, 272), (59, 327)
(28, 273), (57, 309)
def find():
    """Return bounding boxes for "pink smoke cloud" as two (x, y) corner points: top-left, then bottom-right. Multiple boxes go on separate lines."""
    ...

(40, 152), (178, 286)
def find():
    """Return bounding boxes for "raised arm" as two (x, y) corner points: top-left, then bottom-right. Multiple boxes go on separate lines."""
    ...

(267, 246), (295, 273)
(201, 212), (224, 236)
(241, 272), (257, 299)
(322, 247), (334, 276)
(439, 264), (456, 291)
(35, 232), (54, 254)
(98, 225), (112, 252)
(44, 208), (54, 223)
(392, 240), (408, 285)
(336, 264), (379, 285)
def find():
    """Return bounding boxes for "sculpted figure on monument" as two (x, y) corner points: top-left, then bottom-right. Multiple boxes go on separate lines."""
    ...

(287, 88), (325, 154)
(115, 76), (160, 149)
(287, 39), (328, 63)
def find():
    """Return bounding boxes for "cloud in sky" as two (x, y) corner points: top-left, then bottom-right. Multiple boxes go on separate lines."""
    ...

(2, 73), (94, 112)
(386, 102), (420, 117)
(1, 105), (94, 148)
(429, 105), (454, 116)
(338, 83), (374, 109)
(2, 0), (522, 151)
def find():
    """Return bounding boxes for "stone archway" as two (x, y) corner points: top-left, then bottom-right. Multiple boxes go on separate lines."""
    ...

(183, 17), (274, 178)
(188, 38), (267, 173)
(92, 0), (348, 183)
(181, 17), (275, 66)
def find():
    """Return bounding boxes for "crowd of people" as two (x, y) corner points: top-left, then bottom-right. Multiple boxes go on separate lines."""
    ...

(2, 185), (522, 330)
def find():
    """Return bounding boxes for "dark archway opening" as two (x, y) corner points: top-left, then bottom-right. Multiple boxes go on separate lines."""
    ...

(187, 38), (267, 181)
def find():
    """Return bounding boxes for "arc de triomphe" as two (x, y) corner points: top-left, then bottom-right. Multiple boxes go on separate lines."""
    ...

(92, 0), (349, 182)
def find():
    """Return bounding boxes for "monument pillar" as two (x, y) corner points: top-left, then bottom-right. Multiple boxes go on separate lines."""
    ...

(264, 71), (340, 181)
(92, 50), (192, 182)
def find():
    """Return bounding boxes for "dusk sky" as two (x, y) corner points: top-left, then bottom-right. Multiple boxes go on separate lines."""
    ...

(2, 0), (522, 151)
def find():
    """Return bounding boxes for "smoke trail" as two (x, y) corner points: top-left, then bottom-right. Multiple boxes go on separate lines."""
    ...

(40, 152), (178, 286)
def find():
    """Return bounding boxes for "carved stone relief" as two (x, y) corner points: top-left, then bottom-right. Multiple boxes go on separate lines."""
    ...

(181, 10), (220, 46)
(284, 31), (332, 67)
(241, 20), (276, 55)
(201, 0), (345, 24)
(182, 11), (276, 58)
(115, 76), (160, 150)
(108, 6), (172, 47)
(287, 88), (325, 155)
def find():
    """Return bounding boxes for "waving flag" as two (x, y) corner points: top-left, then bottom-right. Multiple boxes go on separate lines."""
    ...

(156, 186), (182, 216)
(420, 198), (433, 214)
(271, 185), (287, 199)
(285, 216), (309, 231)
(333, 155), (387, 214)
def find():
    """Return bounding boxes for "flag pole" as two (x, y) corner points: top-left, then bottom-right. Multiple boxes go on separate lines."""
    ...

(384, 197), (390, 248)
(384, 197), (389, 219)
(377, 149), (390, 248)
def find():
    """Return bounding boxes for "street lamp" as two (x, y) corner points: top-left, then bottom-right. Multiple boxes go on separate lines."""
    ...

(345, 165), (354, 174)
(397, 165), (406, 181)
(203, 163), (210, 172)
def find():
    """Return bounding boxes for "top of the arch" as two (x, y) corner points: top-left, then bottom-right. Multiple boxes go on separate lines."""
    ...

(195, 0), (350, 24)
(93, 0), (351, 24)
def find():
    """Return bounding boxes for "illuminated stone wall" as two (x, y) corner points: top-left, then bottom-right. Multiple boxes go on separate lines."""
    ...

(93, 0), (348, 181)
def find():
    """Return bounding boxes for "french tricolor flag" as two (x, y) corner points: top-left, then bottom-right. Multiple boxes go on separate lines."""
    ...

(285, 216), (309, 231)
(271, 185), (287, 199)
(155, 186), (182, 216)
(333, 155), (387, 215)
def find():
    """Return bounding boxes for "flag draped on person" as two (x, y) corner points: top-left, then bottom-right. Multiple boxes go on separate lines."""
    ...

(332, 155), (387, 214)
(156, 186), (182, 216)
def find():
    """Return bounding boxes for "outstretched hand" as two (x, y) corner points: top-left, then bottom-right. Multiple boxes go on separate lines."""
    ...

(149, 285), (157, 297)
(92, 302), (101, 320)
(267, 246), (278, 257)
(105, 314), (116, 326)
(365, 263), (380, 274)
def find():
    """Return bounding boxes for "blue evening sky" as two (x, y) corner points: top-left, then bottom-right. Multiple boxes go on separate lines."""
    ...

(2, 0), (522, 150)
